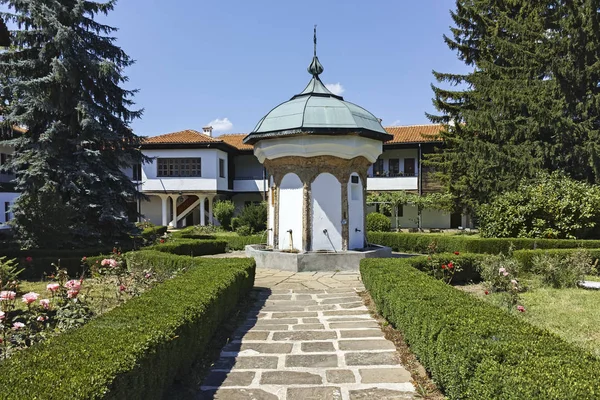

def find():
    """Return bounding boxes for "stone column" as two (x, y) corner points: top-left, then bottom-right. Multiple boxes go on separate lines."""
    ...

(303, 181), (312, 252)
(341, 177), (349, 251)
(200, 196), (206, 226)
(208, 196), (214, 225)
(159, 195), (169, 227)
(170, 195), (179, 228)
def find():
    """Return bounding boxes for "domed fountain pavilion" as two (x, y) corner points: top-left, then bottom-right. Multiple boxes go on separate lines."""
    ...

(244, 30), (392, 271)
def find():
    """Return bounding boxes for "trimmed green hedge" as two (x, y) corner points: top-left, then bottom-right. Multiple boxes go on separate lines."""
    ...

(140, 225), (168, 240)
(218, 234), (263, 250)
(361, 256), (600, 399)
(0, 252), (256, 399)
(148, 239), (227, 256)
(513, 248), (600, 272)
(367, 232), (600, 254)
(177, 234), (217, 240)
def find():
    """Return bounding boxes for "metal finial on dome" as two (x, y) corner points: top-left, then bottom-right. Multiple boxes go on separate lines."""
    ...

(308, 25), (324, 77)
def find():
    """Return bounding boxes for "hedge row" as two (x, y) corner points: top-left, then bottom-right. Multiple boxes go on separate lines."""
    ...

(148, 239), (227, 256)
(361, 257), (600, 399)
(0, 252), (256, 399)
(218, 234), (263, 250)
(367, 232), (600, 254)
(140, 225), (168, 240)
(512, 248), (600, 272)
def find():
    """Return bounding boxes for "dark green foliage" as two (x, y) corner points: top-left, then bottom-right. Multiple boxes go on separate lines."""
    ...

(0, 0), (146, 248)
(513, 248), (600, 274)
(213, 200), (235, 230)
(140, 226), (168, 240)
(177, 234), (217, 240)
(236, 202), (267, 233)
(478, 173), (600, 239)
(148, 239), (227, 257)
(367, 232), (600, 254)
(0, 253), (255, 399)
(221, 234), (263, 250)
(408, 252), (485, 283)
(427, 1), (600, 210)
(361, 257), (600, 399)
(366, 212), (391, 232)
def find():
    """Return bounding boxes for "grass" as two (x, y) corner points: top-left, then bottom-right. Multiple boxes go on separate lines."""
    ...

(459, 277), (600, 357)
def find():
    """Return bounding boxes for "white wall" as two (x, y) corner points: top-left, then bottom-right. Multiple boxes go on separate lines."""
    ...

(0, 192), (19, 225)
(140, 195), (164, 226)
(141, 149), (224, 192)
(348, 174), (364, 250)
(268, 176), (274, 246)
(367, 177), (418, 191)
(216, 149), (229, 191)
(233, 179), (266, 192)
(278, 173), (303, 251)
(311, 173), (342, 251)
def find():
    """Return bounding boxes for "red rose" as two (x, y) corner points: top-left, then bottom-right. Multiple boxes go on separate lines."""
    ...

(454, 251), (460, 255)
(484, 290), (489, 295)
(441, 264), (446, 269)
(160, 239), (165, 243)
(119, 284), (126, 292)
(448, 262), (454, 269)
(25, 256), (33, 263)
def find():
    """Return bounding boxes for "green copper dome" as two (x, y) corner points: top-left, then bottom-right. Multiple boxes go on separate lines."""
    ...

(244, 33), (391, 145)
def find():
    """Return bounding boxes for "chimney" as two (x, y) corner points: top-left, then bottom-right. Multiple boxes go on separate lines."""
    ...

(202, 126), (213, 137)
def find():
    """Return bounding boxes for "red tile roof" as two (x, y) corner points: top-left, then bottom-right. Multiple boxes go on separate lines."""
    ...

(383, 124), (444, 143)
(144, 129), (220, 144)
(218, 133), (253, 151)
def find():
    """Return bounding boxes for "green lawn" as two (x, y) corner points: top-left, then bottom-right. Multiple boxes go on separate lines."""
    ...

(460, 279), (600, 357)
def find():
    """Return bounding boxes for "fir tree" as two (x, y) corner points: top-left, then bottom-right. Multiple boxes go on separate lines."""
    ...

(0, 0), (146, 248)
(427, 0), (600, 210)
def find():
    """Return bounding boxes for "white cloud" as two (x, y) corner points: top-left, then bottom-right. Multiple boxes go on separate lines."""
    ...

(325, 82), (345, 96)
(207, 117), (233, 132)
(390, 119), (402, 126)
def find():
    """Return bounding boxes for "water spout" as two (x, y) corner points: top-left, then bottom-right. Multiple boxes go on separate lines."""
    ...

(287, 229), (294, 252)
(322, 229), (337, 253)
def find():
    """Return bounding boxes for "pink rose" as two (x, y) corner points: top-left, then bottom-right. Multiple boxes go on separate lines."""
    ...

(0, 311), (5, 320)
(40, 299), (50, 309)
(0, 291), (16, 301)
(67, 289), (79, 299)
(46, 283), (60, 292)
(498, 268), (506, 274)
(22, 292), (39, 305)
(144, 273), (152, 279)
(503, 272), (509, 276)
(517, 305), (526, 313)
(119, 284), (126, 292)
(12, 322), (25, 330)
(511, 279), (518, 285)
(65, 280), (81, 291)
(36, 316), (46, 322)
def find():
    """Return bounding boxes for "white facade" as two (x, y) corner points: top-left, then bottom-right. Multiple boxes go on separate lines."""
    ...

(311, 173), (342, 252)
(348, 174), (365, 249)
(278, 173), (303, 251)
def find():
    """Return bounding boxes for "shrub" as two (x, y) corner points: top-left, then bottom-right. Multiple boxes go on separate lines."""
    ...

(478, 172), (600, 239)
(148, 239), (227, 257)
(0, 253), (256, 399)
(219, 234), (263, 250)
(513, 248), (600, 272)
(140, 225), (168, 240)
(213, 200), (235, 230)
(367, 232), (600, 255)
(231, 217), (240, 231)
(366, 212), (391, 232)
(361, 257), (600, 399)
(531, 249), (596, 288)
(235, 225), (252, 237)
(237, 202), (267, 234)
(478, 253), (522, 310)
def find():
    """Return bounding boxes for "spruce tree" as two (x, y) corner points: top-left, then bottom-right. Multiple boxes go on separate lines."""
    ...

(0, 0), (146, 248)
(427, 0), (600, 210)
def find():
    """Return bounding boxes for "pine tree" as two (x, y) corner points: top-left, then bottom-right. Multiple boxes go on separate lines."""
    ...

(0, 0), (146, 248)
(427, 0), (600, 210)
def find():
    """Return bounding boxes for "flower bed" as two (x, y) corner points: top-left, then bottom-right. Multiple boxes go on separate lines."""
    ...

(361, 256), (600, 399)
(0, 252), (255, 399)
(367, 232), (600, 254)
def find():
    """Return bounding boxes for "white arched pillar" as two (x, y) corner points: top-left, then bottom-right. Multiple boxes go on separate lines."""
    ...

(169, 195), (179, 228)
(208, 196), (214, 225)
(157, 194), (169, 227)
(200, 196), (206, 226)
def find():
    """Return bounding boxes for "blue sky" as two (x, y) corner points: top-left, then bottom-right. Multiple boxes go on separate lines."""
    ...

(100, 0), (470, 137)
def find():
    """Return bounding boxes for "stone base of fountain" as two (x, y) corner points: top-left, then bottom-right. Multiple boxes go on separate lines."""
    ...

(245, 244), (392, 272)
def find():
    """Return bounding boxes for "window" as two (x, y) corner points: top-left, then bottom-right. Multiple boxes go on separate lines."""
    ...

(219, 158), (225, 178)
(157, 158), (201, 177)
(373, 158), (384, 176)
(404, 158), (416, 176)
(132, 163), (142, 181)
(4, 202), (10, 222)
(397, 204), (403, 217)
(389, 159), (400, 176)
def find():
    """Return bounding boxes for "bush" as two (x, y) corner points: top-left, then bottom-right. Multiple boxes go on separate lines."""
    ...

(218, 234), (263, 250)
(231, 217), (240, 231)
(361, 256), (600, 399)
(531, 249), (596, 288)
(140, 225), (168, 240)
(366, 212), (391, 232)
(235, 225), (252, 237)
(148, 239), (227, 257)
(237, 202), (267, 234)
(0, 252), (255, 399)
(513, 248), (600, 272)
(367, 232), (600, 255)
(213, 200), (235, 230)
(478, 172), (600, 239)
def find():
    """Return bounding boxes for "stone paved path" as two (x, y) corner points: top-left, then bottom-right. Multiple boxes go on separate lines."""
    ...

(198, 269), (415, 399)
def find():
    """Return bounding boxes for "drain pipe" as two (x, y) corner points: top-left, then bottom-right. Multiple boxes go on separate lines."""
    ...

(287, 229), (293, 252)
(323, 229), (337, 253)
